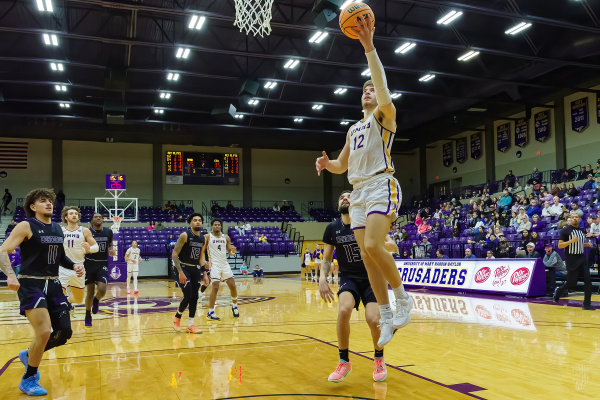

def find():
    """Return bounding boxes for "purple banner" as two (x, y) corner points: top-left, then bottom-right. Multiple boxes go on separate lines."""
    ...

(514, 118), (528, 148)
(456, 138), (467, 164)
(571, 97), (588, 133)
(496, 123), (511, 153)
(443, 142), (453, 167)
(471, 133), (481, 160)
(534, 111), (550, 143)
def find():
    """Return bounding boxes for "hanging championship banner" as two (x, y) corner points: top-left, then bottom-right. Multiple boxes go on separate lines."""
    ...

(597, 93), (600, 124)
(514, 118), (528, 148)
(471, 133), (481, 160)
(496, 123), (511, 153)
(443, 142), (453, 167)
(534, 111), (550, 143)
(571, 97), (588, 133)
(456, 138), (467, 164)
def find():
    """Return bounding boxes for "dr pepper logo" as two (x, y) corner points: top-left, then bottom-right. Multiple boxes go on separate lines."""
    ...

(510, 267), (531, 286)
(474, 267), (491, 283)
(494, 265), (510, 279)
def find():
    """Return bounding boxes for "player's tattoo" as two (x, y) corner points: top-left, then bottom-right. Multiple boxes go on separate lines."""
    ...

(0, 249), (15, 277)
(322, 260), (332, 278)
(172, 232), (187, 273)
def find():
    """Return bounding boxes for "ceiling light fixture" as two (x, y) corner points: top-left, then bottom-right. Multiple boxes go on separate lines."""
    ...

(43, 33), (58, 46)
(55, 84), (67, 91)
(437, 10), (463, 25)
(309, 31), (329, 43)
(234, 114), (244, 119)
(391, 93), (402, 99)
(159, 92), (171, 99)
(264, 81), (277, 89)
(188, 15), (206, 30)
(284, 59), (300, 69)
(361, 69), (371, 76)
(312, 104), (323, 110)
(467, 107), (487, 112)
(176, 48), (190, 58)
(395, 42), (416, 54)
(167, 72), (180, 81)
(419, 74), (436, 82)
(457, 50), (480, 61)
(340, 121), (350, 125)
(36, 0), (53, 12)
(50, 62), (63, 71)
(154, 109), (164, 114)
(505, 22), (532, 35)
(294, 118), (303, 122)
(334, 88), (347, 95)
(58, 103), (69, 108)
(248, 99), (259, 105)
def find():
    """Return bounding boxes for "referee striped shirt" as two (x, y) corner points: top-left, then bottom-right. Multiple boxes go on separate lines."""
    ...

(559, 225), (586, 256)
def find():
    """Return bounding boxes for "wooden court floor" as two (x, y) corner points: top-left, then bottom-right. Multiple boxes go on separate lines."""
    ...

(0, 277), (599, 400)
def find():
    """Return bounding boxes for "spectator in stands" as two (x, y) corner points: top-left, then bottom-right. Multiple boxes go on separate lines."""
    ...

(517, 242), (540, 259)
(243, 220), (251, 233)
(163, 201), (171, 212)
(451, 225), (461, 238)
(414, 212), (423, 226)
(594, 177), (600, 190)
(272, 202), (280, 211)
(464, 248), (476, 259)
(539, 188), (553, 204)
(543, 244), (567, 296)
(517, 215), (531, 234)
(496, 234), (511, 258)
(211, 202), (221, 215)
(485, 227), (494, 240)
(170, 202), (178, 212)
(5, 219), (16, 236)
(1, 188), (12, 216)
(418, 236), (432, 259)
(253, 232), (261, 243)
(551, 183), (560, 197)
(586, 214), (600, 269)
(548, 197), (562, 217)
(240, 262), (248, 275)
(486, 250), (495, 259)
(392, 228), (401, 242)
(582, 174), (595, 190)
(148, 220), (156, 231)
(530, 231), (544, 253)
(401, 250), (410, 259)
(280, 228), (289, 240)
(571, 203), (583, 218)
(559, 182), (568, 197)
(431, 221), (442, 234)
(504, 170), (516, 190)
(400, 228), (408, 242)
(518, 230), (532, 250)
(436, 249), (448, 259)
(410, 242), (419, 259)
(433, 208), (441, 219)
(156, 222), (165, 231)
(253, 265), (264, 278)
(469, 227), (486, 244)
(259, 233), (268, 243)
(510, 211), (519, 229)
(541, 201), (552, 217)
(485, 233), (498, 251)
(418, 218), (432, 234)
(530, 214), (544, 232)
(481, 216), (493, 230)
(593, 161), (600, 178)
(497, 189), (513, 213)
(526, 199), (542, 219)
(575, 166), (587, 180)
(566, 183), (579, 197)
(469, 212), (480, 229)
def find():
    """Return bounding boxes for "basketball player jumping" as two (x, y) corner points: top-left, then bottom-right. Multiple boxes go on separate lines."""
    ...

(84, 213), (115, 328)
(125, 241), (141, 294)
(316, 15), (412, 347)
(0, 189), (84, 395)
(60, 206), (99, 314)
(320, 191), (398, 383)
(171, 213), (209, 334)
(201, 219), (240, 321)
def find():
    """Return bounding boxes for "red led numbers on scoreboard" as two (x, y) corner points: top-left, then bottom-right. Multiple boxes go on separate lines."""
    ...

(166, 151), (183, 174)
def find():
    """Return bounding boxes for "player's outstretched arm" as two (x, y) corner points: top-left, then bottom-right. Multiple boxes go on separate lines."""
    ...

(0, 222), (31, 291)
(355, 15), (396, 124)
(82, 227), (99, 253)
(318, 244), (335, 302)
(316, 136), (350, 176)
(172, 232), (188, 284)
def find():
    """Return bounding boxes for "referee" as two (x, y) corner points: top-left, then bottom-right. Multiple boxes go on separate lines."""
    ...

(553, 213), (595, 310)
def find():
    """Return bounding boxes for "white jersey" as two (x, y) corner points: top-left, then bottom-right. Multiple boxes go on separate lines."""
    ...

(62, 226), (86, 264)
(347, 113), (395, 186)
(207, 233), (229, 266)
(126, 247), (141, 264)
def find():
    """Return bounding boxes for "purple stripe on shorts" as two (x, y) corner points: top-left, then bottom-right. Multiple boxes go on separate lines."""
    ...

(368, 211), (390, 217)
(386, 179), (392, 214)
(351, 226), (366, 230)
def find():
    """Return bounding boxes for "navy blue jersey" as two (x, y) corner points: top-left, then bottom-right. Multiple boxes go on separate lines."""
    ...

(85, 227), (113, 263)
(178, 228), (205, 266)
(323, 218), (367, 279)
(20, 218), (71, 276)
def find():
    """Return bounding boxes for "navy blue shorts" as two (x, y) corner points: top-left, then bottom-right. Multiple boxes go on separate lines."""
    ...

(182, 265), (203, 281)
(85, 262), (109, 286)
(17, 278), (70, 316)
(337, 276), (377, 310)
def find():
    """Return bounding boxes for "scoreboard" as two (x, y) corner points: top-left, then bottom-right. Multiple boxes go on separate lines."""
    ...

(166, 151), (239, 185)
(106, 174), (126, 190)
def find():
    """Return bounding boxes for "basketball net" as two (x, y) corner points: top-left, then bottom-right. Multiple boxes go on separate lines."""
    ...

(233, 0), (274, 37)
(111, 216), (123, 234)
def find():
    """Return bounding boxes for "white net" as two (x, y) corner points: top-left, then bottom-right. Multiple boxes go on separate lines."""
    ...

(110, 217), (123, 234)
(233, 0), (274, 38)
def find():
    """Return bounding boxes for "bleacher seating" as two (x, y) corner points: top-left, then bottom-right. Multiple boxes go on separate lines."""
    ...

(309, 208), (340, 222)
(214, 207), (304, 223)
(228, 226), (297, 256)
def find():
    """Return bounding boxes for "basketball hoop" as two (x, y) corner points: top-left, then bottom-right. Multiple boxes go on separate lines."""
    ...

(111, 216), (123, 234)
(233, 0), (274, 38)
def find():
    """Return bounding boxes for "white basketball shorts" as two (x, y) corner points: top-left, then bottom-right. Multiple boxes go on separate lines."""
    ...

(349, 173), (402, 230)
(127, 262), (139, 273)
(59, 266), (86, 289)
(210, 262), (234, 281)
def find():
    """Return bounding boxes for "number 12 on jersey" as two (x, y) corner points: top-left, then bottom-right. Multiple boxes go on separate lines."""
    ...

(353, 134), (364, 150)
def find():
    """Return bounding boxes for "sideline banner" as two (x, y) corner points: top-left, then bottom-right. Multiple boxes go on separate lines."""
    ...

(396, 258), (546, 296)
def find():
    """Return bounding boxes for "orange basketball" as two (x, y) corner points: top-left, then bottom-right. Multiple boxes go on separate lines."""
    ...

(339, 2), (375, 40)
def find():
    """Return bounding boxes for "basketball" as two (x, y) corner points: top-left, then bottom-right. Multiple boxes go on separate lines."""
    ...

(339, 2), (375, 39)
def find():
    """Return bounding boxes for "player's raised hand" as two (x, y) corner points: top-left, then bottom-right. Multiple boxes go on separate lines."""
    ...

(319, 278), (335, 303)
(316, 151), (329, 176)
(74, 263), (85, 277)
(7, 275), (20, 291)
(353, 15), (375, 52)
(81, 241), (91, 253)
